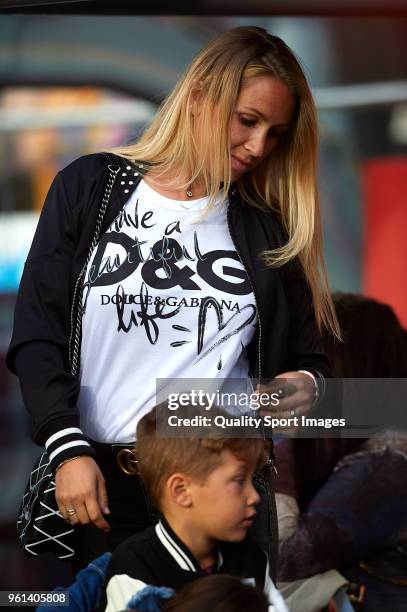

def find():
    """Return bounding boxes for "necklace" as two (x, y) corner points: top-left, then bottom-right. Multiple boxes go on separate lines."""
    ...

(186, 188), (193, 197)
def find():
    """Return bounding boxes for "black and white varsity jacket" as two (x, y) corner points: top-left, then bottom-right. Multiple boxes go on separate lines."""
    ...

(102, 517), (288, 612)
(6, 152), (330, 470)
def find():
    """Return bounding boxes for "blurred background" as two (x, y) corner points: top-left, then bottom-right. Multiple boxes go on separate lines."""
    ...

(0, 7), (406, 595)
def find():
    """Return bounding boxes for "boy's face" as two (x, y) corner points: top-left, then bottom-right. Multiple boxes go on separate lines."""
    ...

(188, 448), (261, 542)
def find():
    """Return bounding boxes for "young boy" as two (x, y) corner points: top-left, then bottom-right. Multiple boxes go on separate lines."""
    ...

(103, 403), (288, 612)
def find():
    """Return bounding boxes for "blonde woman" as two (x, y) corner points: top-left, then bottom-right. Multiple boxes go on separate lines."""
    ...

(7, 27), (337, 574)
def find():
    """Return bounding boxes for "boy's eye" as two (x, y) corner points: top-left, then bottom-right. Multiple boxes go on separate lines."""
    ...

(233, 475), (246, 484)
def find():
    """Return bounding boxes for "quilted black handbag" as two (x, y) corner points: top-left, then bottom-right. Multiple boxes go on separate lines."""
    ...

(16, 159), (121, 560)
(17, 452), (76, 559)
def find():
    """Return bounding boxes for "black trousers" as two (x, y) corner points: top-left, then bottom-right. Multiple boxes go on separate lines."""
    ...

(71, 441), (157, 574)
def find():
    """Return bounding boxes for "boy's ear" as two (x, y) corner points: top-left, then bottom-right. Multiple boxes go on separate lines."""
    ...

(166, 473), (193, 508)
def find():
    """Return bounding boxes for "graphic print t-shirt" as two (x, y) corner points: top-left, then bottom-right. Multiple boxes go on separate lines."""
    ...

(78, 179), (257, 442)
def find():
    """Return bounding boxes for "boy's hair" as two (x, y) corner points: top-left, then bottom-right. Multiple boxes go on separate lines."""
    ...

(163, 574), (269, 612)
(135, 402), (270, 509)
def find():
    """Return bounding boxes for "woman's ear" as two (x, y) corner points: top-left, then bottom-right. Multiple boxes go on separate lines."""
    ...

(166, 473), (193, 508)
(190, 80), (204, 116)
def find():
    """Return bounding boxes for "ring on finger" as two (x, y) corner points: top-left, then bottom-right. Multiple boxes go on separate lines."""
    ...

(67, 508), (77, 516)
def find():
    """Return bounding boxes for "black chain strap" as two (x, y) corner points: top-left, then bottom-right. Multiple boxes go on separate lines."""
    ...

(68, 163), (120, 376)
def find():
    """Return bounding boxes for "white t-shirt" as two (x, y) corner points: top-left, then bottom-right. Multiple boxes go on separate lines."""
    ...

(78, 179), (257, 442)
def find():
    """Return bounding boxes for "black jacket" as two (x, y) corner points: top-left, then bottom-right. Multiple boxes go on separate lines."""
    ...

(102, 517), (274, 612)
(6, 153), (330, 464)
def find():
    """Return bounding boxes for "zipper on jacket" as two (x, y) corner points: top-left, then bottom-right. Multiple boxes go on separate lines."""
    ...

(226, 192), (277, 464)
(226, 193), (263, 384)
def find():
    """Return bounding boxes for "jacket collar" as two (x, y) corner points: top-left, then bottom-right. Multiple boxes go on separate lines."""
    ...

(115, 158), (143, 204)
(155, 516), (223, 573)
(108, 154), (239, 209)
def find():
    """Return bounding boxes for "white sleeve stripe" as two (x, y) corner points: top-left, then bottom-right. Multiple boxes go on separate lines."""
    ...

(48, 440), (91, 463)
(45, 427), (84, 448)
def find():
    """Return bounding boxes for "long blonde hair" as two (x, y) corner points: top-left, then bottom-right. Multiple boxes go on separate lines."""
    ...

(112, 26), (340, 338)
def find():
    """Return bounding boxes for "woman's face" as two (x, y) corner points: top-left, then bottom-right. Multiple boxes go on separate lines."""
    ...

(229, 75), (296, 181)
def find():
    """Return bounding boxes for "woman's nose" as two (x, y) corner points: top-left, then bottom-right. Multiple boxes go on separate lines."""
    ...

(244, 132), (267, 159)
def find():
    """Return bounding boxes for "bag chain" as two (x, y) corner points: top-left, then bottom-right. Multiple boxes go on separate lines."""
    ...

(68, 163), (120, 376)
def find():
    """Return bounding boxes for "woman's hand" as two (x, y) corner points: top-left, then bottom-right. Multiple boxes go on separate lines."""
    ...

(257, 371), (316, 421)
(55, 456), (111, 532)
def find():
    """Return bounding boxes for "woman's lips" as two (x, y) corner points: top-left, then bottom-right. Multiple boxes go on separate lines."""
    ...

(232, 155), (251, 172)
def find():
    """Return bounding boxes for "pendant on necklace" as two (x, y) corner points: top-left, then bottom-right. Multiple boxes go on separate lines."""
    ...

(186, 189), (193, 197)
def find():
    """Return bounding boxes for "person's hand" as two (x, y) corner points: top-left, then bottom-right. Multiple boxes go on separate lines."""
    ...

(257, 371), (315, 421)
(55, 456), (110, 532)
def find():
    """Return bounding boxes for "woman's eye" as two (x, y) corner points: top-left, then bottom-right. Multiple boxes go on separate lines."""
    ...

(239, 116), (256, 127)
(239, 115), (285, 139)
